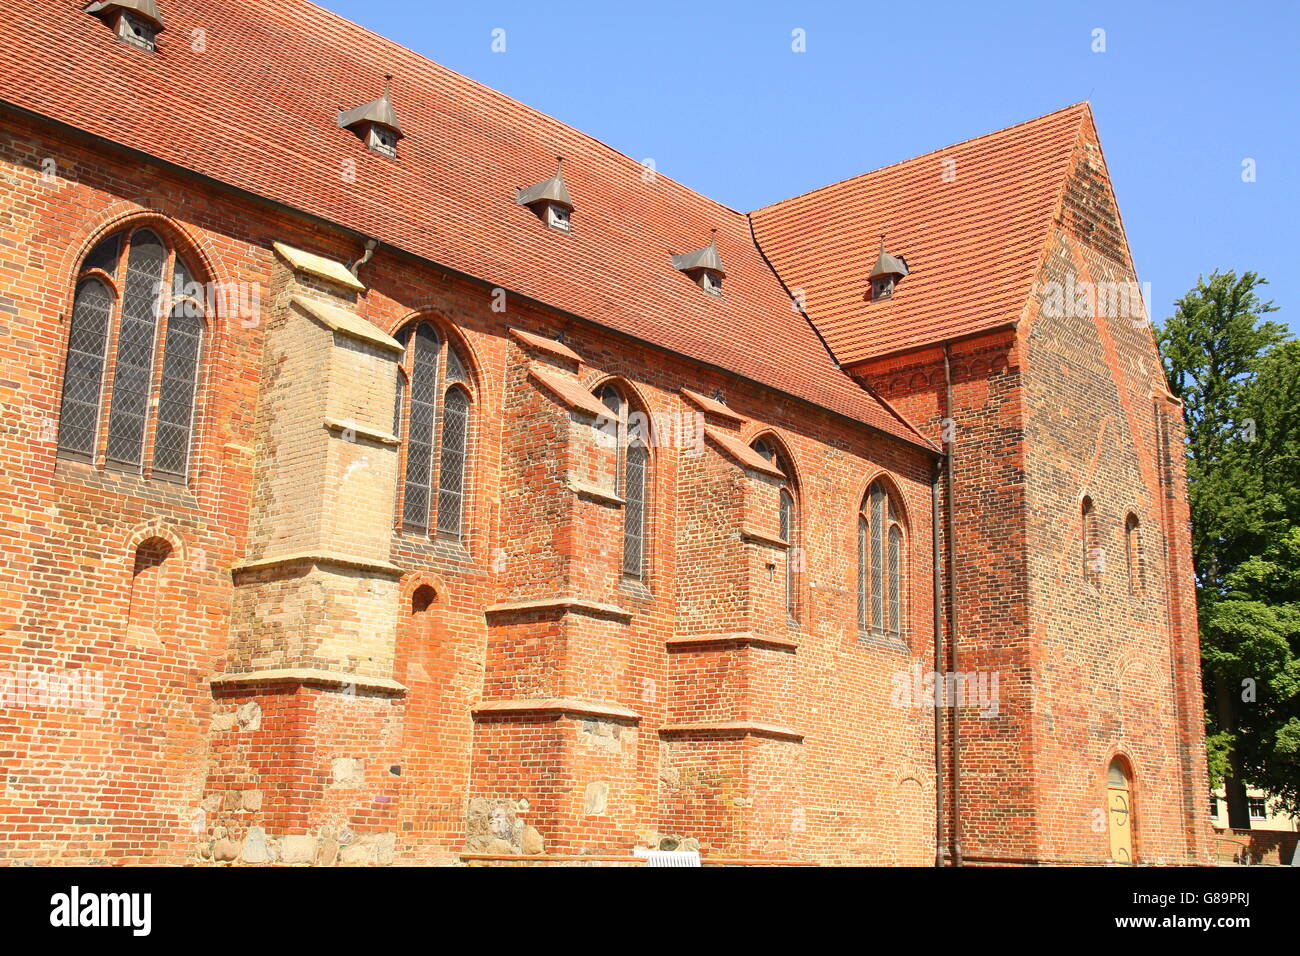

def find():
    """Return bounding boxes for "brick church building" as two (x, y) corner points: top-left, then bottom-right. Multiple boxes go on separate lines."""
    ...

(0, 0), (1211, 865)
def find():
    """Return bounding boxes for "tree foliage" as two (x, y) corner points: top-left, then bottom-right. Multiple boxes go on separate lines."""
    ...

(1158, 271), (1300, 815)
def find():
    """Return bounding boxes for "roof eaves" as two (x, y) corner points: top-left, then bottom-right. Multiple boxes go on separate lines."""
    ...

(0, 100), (937, 454)
(749, 102), (1091, 215)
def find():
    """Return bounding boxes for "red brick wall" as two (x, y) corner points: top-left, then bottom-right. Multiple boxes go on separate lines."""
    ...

(857, 332), (1038, 863)
(0, 111), (943, 864)
(0, 104), (1208, 866)
(1016, 118), (1209, 864)
(847, 121), (1211, 866)
(1213, 828), (1298, 866)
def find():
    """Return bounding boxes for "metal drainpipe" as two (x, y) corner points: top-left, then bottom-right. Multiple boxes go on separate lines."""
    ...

(932, 461), (945, 866)
(944, 344), (963, 867)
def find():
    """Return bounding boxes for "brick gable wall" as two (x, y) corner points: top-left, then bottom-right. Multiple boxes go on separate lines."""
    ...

(1017, 121), (1211, 864)
(849, 124), (1212, 865)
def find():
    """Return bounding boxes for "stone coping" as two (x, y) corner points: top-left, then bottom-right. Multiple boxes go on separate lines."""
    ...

(324, 417), (400, 445)
(484, 596), (633, 622)
(527, 366), (610, 419)
(273, 241), (366, 292)
(704, 427), (785, 478)
(289, 294), (403, 353)
(740, 526), (790, 550)
(471, 696), (640, 722)
(658, 719), (804, 742)
(232, 550), (404, 577)
(509, 328), (582, 364)
(680, 387), (745, 425)
(665, 631), (799, 652)
(567, 479), (624, 506)
(210, 668), (408, 696)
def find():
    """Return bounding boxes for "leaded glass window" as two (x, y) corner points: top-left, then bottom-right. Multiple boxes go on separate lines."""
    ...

(401, 324), (440, 533)
(860, 480), (906, 641)
(395, 321), (474, 540)
(57, 278), (113, 458)
(106, 230), (166, 466)
(437, 387), (469, 539)
(594, 383), (650, 581)
(624, 438), (648, 578)
(780, 488), (796, 619)
(753, 437), (798, 623)
(57, 226), (206, 481)
(153, 259), (204, 477)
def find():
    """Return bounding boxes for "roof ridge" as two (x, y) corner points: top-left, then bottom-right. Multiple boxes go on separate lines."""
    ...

(0, 0), (1040, 449)
(748, 102), (1096, 366)
(750, 102), (1092, 214)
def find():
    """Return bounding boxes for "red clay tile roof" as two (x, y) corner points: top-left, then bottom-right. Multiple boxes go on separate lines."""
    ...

(751, 104), (1090, 366)
(1, 0), (934, 448)
(1, 1), (1081, 449)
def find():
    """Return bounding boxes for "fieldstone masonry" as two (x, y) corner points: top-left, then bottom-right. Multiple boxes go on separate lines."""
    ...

(201, 249), (408, 862)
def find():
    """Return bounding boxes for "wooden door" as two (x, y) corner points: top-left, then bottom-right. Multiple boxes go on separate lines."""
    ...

(1107, 758), (1133, 864)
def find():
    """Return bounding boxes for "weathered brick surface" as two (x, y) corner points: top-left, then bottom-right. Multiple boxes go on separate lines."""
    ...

(851, 118), (1211, 865)
(0, 97), (1207, 866)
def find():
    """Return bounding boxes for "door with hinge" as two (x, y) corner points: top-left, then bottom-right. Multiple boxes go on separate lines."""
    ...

(1107, 757), (1134, 864)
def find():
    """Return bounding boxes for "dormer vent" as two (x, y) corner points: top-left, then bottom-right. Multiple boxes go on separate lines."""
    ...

(868, 237), (908, 301)
(85, 0), (164, 51)
(517, 158), (573, 232)
(672, 230), (726, 296)
(338, 76), (404, 159)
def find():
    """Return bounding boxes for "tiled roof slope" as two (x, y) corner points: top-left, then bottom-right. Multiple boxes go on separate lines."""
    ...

(751, 104), (1090, 366)
(0, 0), (930, 446)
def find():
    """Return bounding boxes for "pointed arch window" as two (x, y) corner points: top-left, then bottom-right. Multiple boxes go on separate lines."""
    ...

(754, 438), (798, 623)
(438, 386), (470, 538)
(395, 320), (473, 541)
(1082, 496), (1101, 587)
(596, 383), (650, 581)
(127, 536), (173, 641)
(1125, 513), (1143, 593)
(57, 226), (206, 481)
(859, 481), (906, 640)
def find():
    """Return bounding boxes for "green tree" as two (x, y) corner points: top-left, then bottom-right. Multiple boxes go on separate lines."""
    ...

(1201, 527), (1300, 806)
(1157, 272), (1299, 825)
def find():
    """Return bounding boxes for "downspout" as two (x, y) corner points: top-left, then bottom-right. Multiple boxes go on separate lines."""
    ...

(349, 238), (378, 278)
(932, 461), (945, 866)
(944, 344), (963, 867)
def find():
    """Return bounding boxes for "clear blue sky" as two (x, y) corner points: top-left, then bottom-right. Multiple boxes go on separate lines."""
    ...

(322, 0), (1299, 334)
